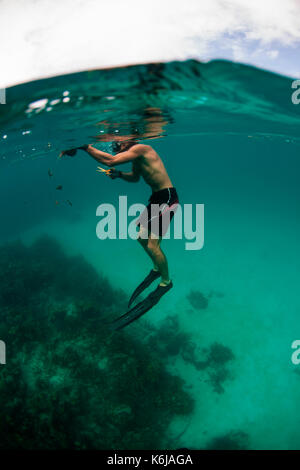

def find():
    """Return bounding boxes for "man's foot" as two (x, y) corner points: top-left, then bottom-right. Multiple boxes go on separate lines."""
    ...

(160, 279), (172, 287)
(149, 281), (173, 300)
(112, 281), (174, 330)
(128, 269), (161, 308)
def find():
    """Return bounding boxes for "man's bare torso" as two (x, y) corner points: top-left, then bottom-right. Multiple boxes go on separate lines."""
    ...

(132, 144), (173, 192)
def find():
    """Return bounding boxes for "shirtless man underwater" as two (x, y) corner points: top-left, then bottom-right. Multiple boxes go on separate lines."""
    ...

(59, 141), (179, 329)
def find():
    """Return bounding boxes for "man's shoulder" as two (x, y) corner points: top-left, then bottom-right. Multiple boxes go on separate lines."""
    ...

(132, 143), (152, 154)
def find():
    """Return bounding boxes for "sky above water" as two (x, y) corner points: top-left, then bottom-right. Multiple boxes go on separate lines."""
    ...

(1, 0), (300, 88)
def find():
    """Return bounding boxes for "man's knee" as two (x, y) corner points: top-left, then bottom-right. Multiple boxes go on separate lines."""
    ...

(147, 237), (160, 253)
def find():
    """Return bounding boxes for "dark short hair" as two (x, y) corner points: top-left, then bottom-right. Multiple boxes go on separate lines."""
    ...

(112, 140), (137, 153)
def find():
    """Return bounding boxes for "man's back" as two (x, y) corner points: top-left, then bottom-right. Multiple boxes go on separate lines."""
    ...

(133, 144), (173, 192)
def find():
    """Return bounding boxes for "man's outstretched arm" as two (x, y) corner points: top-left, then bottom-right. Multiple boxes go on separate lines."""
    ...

(84, 144), (144, 166)
(84, 145), (114, 165)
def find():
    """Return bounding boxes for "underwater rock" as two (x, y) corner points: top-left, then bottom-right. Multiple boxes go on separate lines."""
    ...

(187, 290), (209, 310)
(205, 430), (249, 450)
(0, 236), (194, 450)
(203, 342), (235, 366)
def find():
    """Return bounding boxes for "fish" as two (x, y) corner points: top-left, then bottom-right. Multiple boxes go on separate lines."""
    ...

(56, 185), (63, 190)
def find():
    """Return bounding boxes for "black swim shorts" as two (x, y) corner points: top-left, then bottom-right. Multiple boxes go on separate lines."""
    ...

(136, 187), (179, 238)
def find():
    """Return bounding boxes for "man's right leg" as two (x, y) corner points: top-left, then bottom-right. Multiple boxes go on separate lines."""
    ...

(137, 226), (160, 272)
(126, 226), (172, 310)
(147, 236), (170, 286)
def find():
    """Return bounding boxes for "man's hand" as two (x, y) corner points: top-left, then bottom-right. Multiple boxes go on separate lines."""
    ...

(59, 145), (89, 158)
(59, 148), (78, 158)
(108, 168), (122, 179)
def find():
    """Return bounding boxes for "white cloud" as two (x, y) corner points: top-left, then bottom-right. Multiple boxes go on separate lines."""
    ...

(0, 0), (299, 87)
(267, 50), (279, 59)
(231, 44), (247, 62)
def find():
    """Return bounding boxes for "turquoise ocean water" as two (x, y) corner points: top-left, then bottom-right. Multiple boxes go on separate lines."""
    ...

(0, 59), (300, 449)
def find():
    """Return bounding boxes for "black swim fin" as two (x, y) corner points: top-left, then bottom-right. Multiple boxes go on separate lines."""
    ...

(128, 269), (161, 308)
(111, 281), (173, 331)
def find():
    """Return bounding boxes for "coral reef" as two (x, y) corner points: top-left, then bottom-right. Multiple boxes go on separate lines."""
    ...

(0, 236), (194, 450)
(146, 316), (235, 395)
(184, 342), (235, 394)
(201, 342), (235, 393)
(147, 316), (190, 357)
